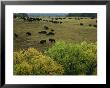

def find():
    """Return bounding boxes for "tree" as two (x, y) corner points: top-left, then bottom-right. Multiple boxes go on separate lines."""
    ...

(13, 13), (28, 18)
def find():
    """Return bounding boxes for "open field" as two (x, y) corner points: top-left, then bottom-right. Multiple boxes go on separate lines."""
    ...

(14, 17), (97, 52)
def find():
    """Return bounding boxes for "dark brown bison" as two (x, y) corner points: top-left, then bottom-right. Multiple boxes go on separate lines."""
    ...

(60, 22), (62, 24)
(26, 32), (31, 36)
(89, 24), (92, 26)
(49, 39), (55, 43)
(40, 40), (46, 44)
(68, 18), (72, 19)
(93, 25), (97, 27)
(44, 26), (49, 30)
(14, 33), (18, 38)
(80, 23), (84, 26)
(91, 17), (95, 19)
(38, 31), (47, 34)
(51, 29), (54, 32)
(26, 17), (42, 22)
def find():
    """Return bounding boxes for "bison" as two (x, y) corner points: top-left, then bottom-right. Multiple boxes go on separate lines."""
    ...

(91, 17), (95, 19)
(60, 22), (62, 24)
(51, 29), (54, 32)
(27, 17), (35, 22)
(26, 32), (31, 36)
(14, 33), (18, 38)
(44, 26), (49, 30)
(89, 24), (92, 27)
(38, 31), (47, 34)
(80, 23), (84, 26)
(49, 38), (55, 43)
(93, 25), (97, 27)
(40, 40), (46, 44)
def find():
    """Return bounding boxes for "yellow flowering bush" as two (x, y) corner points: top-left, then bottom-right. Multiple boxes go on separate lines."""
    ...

(14, 48), (64, 75)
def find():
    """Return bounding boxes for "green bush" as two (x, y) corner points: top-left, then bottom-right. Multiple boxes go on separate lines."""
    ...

(14, 48), (64, 75)
(45, 41), (97, 75)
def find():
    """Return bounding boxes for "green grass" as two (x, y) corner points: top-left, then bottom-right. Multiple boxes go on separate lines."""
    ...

(14, 17), (97, 52)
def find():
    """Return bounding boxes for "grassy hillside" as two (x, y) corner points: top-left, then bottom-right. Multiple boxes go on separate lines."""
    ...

(14, 17), (97, 52)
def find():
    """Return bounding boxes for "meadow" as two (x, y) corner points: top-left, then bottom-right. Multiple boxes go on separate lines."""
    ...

(14, 17), (96, 51)
(13, 15), (97, 75)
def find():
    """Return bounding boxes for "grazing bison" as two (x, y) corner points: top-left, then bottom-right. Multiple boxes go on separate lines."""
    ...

(60, 22), (62, 24)
(77, 18), (80, 20)
(93, 25), (97, 27)
(26, 32), (31, 36)
(44, 26), (49, 30)
(35, 18), (42, 21)
(26, 17), (42, 22)
(46, 32), (55, 35)
(27, 17), (35, 22)
(49, 38), (55, 43)
(40, 40), (46, 44)
(51, 29), (54, 32)
(91, 17), (95, 19)
(38, 31), (47, 34)
(22, 17), (27, 22)
(52, 21), (59, 24)
(80, 23), (84, 26)
(89, 24), (92, 26)
(14, 33), (18, 38)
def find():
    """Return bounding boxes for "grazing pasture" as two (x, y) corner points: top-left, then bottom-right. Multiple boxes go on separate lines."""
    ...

(13, 15), (97, 75)
(14, 16), (97, 52)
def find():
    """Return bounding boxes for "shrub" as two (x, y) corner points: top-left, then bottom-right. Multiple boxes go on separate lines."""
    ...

(14, 48), (64, 75)
(45, 41), (97, 75)
(14, 61), (33, 75)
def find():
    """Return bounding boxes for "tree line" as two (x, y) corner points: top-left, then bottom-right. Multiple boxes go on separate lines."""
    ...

(66, 13), (97, 18)
(14, 13), (97, 18)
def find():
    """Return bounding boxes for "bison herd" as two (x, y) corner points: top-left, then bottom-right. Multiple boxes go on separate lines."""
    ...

(14, 25), (56, 45)
(14, 32), (56, 44)
(80, 23), (97, 27)
(14, 16), (97, 45)
(38, 26), (55, 36)
(18, 16), (64, 24)
(16, 16), (97, 28)
(21, 17), (42, 22)
(38, 25), (56, 44)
